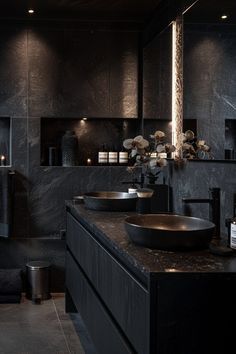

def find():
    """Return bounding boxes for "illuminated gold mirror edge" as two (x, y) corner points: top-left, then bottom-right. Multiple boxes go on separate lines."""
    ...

(171, 15), (183, 158)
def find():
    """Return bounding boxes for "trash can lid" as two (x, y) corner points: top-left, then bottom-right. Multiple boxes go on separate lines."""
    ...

(26, 261), (51, 270)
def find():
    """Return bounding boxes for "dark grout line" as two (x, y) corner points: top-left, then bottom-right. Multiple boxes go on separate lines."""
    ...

(52, 297), (72, 354)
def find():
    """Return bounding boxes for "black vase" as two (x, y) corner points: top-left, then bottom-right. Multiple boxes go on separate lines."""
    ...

(61, 130), (78, 166)
(145, 183), (171, 213)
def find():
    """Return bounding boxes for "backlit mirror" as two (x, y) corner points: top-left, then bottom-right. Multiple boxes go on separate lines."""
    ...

(142, 23), (173, 143)
(183, 0), (236, 160)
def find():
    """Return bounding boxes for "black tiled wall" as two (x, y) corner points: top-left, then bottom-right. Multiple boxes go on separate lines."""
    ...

(184, 24), (236, 159)
(0, 21), (140, 290)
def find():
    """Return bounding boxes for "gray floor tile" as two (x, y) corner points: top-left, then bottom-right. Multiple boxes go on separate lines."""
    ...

(0, 294), (92, 354)
(53, 296), (85, 354)
(0, 297), (58, 323)
(0, 321), (69, 353)
(53, 294), (71, 321)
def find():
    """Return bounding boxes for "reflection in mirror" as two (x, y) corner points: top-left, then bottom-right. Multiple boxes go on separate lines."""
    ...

(143, 24), (172, 121)
(142, 24), (173, 142)
(183, 0), (236, 160)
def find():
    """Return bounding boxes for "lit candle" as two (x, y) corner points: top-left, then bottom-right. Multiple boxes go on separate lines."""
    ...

(87, 158), (92, 166)
(0, 155), (6, 166)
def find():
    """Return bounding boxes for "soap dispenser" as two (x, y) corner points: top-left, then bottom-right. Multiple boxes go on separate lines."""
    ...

(229, 194), (236, 250)
(230, 218), (236, 250)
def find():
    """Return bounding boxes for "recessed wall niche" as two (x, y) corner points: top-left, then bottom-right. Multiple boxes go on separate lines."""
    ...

(40, 118), (141, 166)
(0, 117), (11, 166)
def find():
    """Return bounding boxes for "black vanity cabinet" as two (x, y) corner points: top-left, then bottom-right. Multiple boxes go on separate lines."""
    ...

(66, 212), (149, 354)
(66, 204), (236, 354)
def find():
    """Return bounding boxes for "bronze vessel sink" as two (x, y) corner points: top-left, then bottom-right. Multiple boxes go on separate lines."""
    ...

(125, 214), (215, 250)
(83, 191), (137, 211)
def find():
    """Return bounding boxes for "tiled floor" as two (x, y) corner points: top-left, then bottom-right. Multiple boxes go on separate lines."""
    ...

(0, 294), (97, 354)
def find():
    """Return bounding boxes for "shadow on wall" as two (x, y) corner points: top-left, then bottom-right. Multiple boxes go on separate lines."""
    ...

(0, 169), (15, 238)
(12, 171), (29, 238)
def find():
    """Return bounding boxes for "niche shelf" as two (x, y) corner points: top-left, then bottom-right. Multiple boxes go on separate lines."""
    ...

(0, 117), (11, 167)
(40, 118), (141, 166)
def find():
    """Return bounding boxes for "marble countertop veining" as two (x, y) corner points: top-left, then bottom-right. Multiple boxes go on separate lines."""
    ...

(66, 201), (236, 277)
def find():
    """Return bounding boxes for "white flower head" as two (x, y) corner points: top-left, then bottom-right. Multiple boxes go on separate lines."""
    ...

(197, 140), (206, 147)
(123, 138), (134, 150)
(148, 158), (158, 169)
(156, 144), (165, 153)
(184, 130), (195, 141)
(182, 143), (195, 152)
(181, 132), (187, 143)
(154, 130), (165, 140)
(165, 143), (176, 153)
(156, 157), (167, 167)
(123, 130), (176, 181)
(133, 135), (149, 149)
(123, 135), (149, 150)
(130, 149), (138, 158)
(202, 144), (210, 152)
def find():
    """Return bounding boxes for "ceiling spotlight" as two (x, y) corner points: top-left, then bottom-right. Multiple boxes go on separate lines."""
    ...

(221, 14), (228, 20)
(28, 9), (34, 14)
(82, 117), (88, 121)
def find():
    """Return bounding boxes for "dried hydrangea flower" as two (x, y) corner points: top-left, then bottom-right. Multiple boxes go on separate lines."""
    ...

(123, 129), (177, 182)
(123, 135), (149, 150)
(181, 132), (187, 143)
(153, 130), (166, 140)
(201, 144), (210, 152)
(182, 143), (195, 152)
(148, 158), (158, 169)
(197, 140), (206, 147)
(165, 143), (176, 153)
(184, 130), (195, 141)
(156, 144), (166, 153)
(156, 157), (168, 167)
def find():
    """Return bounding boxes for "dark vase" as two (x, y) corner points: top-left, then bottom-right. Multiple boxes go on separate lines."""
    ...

(48, 146), (58, 166)
(147, 176), (157, 184)
(61, 130), (78, 166)
(145, 183), (171, 213)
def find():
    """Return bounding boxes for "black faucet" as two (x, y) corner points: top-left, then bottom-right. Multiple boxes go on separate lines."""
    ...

(122, 173), (145, 189)
(182, 188), (221, 240)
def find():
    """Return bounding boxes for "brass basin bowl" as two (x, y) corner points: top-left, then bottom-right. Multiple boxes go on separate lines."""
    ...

(125, 214), (215, 250)
(83, 191), (137, 211)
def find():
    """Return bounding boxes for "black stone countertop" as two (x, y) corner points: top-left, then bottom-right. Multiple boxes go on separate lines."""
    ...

(66, 202), (236, 277)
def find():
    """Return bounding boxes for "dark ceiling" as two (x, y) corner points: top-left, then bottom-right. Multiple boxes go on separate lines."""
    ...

(184, 0), (236, 24)
(1, 0), (162, 22)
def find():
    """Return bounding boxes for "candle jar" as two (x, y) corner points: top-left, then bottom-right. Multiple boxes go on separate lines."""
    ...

(0, 155), (6, 166)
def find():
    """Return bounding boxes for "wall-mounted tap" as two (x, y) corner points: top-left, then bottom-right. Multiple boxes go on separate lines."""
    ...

(182, 188), (221, 240)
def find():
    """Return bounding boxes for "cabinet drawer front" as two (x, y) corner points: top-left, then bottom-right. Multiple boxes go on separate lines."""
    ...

(66, 252), (134, 354)
(67, 213), (149, 354)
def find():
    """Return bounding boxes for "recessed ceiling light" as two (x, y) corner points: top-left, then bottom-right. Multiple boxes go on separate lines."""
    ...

(221, 14), (228, 20)
(28, 9), (34, 14)
(82, 117), (88, 121)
